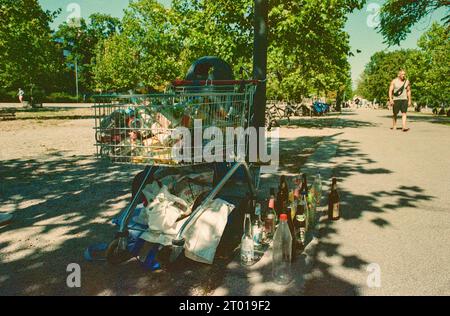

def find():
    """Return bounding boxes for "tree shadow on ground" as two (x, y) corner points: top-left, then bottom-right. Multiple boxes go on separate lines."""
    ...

(302, 137), (434, 296)
(381, 114), (450, 126)
(0, 131), (328, 295)
(279, 117), (377, 129)
(0, 116), (434, 296)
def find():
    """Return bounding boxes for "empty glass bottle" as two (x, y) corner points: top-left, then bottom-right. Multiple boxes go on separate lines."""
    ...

(313, 172), (323, 206)
(328, 178), (340, 221)
(272, 214), (293, 285)
(241, 213), (254, 266)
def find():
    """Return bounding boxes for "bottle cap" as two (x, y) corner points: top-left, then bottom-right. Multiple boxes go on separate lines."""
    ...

(280, 214), (288, 221)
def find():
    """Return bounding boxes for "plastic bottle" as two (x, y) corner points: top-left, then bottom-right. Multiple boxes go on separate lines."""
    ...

(272, 214), (293, 285)
(241, 213), (254, 266)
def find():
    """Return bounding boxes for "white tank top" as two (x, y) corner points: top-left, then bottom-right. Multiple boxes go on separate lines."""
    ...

(393, 79), (409, 100)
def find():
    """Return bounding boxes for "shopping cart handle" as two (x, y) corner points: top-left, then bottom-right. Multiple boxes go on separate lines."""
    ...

(171, 79), (260, 86)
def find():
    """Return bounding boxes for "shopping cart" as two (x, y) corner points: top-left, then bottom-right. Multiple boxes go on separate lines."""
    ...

(93, 79), (262, 266)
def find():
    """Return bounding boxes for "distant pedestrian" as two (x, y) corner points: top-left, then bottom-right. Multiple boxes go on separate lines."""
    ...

(18, 88), (25, 104)
(389, 69), (411, 132)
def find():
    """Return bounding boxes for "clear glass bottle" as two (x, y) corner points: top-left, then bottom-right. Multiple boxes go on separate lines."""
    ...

(241, 213), (254, 266)
(300, 191), (310, 233)
(272, 214), (293, 285)
(313, 172), (323, 206)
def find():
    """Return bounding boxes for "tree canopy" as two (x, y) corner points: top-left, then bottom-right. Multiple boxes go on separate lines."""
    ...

(0, 0), (62, 93)
(93, 0), (364, 100)
(54, 13), (122, 92)
(378, 0), (450, 46)
(0, 0), (368, 103)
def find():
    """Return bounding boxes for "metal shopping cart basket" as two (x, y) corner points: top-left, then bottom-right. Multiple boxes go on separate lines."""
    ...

(93, 79), (262, 266)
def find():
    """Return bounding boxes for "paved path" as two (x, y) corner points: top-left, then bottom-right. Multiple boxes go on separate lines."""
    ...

(304, 109), (450, 296)
(212, 109), (450, 296)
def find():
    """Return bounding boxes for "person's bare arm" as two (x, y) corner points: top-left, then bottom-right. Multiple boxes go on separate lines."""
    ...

(389, 80), (394, 106)
(407, 80), (412, 107)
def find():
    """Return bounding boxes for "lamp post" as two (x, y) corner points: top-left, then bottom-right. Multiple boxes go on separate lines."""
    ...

(75, 56), (79, 102)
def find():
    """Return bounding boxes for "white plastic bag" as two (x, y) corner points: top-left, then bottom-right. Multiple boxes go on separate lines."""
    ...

(184, 199), (235, 265)
(137, 185), (189, 237)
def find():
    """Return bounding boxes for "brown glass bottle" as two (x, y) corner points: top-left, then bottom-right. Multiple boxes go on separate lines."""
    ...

(276, 175), (289, 216)
(293, 203), (307, 248)
(328, 178), (340, 220)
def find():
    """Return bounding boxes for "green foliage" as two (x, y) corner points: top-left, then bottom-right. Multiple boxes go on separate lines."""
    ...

(356, 23), (449, 106)
(93, 33), (140, 91)
(0, 0), (365, 101)
(45, 92), (80, 103)
(54, 14), (122, 92)
(93, 0), (364, 99)
(417, 23), (450, 106)
(93, 0), (182, 91)
(267, 0), (364, 100)
(378, 0), (449, 46)
(0, 0), (62, 93)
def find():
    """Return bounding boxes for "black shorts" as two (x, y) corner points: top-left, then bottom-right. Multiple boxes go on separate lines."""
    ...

(393, 100), (408, 115)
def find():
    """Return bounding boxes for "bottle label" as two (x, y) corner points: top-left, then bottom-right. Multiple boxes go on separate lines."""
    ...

(253, 225), (262, 245)
(333, 203), (340, 218)
(241, 238), (254, 263)
(300, 227), (306, 244)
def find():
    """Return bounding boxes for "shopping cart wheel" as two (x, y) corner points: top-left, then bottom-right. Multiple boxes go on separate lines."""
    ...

(106, 238), (133, 265)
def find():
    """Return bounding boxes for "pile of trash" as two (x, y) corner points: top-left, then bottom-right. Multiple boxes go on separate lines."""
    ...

(96, 97), (241, 164)
(128, 171), (235, 265)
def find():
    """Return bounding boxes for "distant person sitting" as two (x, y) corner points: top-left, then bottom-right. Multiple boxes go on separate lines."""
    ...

(389, 69), (411, 132)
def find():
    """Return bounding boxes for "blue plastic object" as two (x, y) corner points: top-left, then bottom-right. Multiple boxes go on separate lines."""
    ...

(140, 244), (161, 271)
(84, 242), (109, 261)
(313, 101), (330, 114)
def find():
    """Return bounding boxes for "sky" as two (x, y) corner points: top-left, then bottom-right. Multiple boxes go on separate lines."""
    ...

(39, 0), (447, 88)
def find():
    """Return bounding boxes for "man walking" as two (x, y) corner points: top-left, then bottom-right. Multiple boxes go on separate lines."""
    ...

(389, 69), (411, 132)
